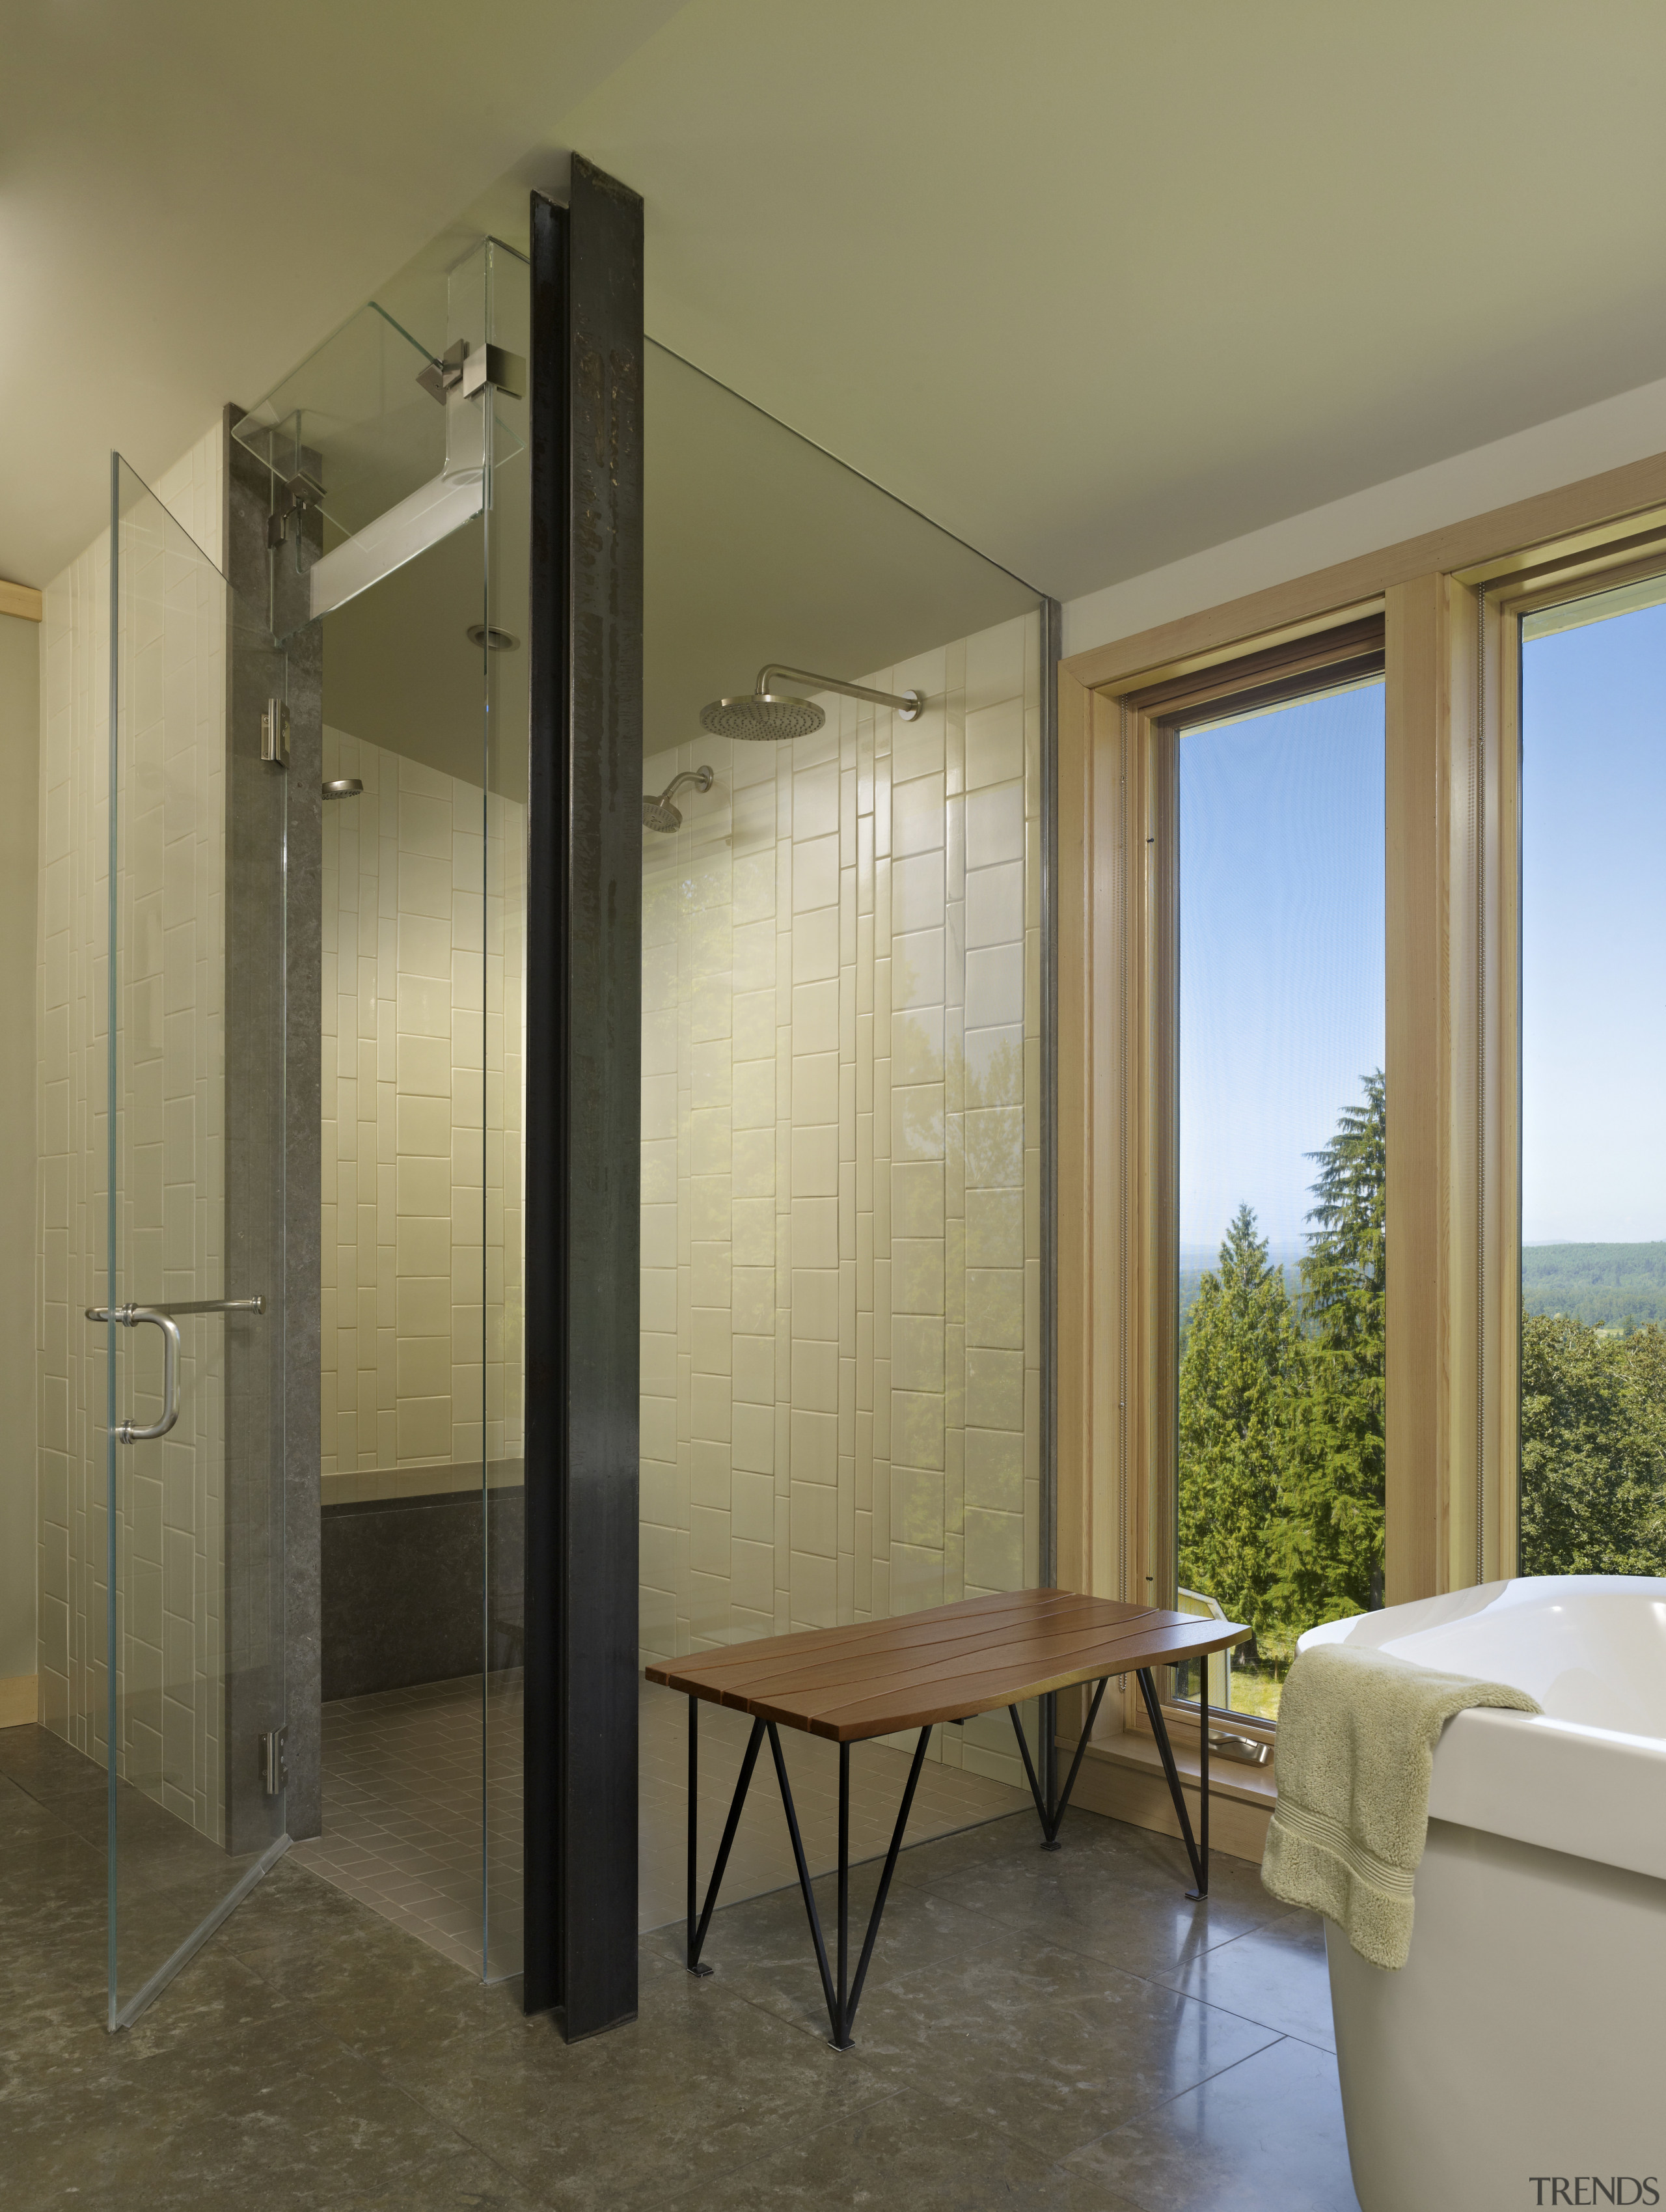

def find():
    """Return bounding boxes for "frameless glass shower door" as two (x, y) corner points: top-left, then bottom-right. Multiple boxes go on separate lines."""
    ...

(99, 458), (288, 2028)
(233, 233), (530, 1981)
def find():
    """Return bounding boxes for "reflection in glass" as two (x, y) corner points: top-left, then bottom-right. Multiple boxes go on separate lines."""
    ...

(1175, 680), (1386, 1721)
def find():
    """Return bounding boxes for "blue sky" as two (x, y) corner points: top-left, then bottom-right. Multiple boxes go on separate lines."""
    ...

(1177, 592), (1666, 1262)
(1521, 594), (1666, 1243)
(1179, 680), (1386, 1255)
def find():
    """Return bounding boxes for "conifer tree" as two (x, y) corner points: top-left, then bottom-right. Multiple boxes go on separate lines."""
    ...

(1266, 1071), (1387, 1649)
(1177, 1204), (1300, 1663)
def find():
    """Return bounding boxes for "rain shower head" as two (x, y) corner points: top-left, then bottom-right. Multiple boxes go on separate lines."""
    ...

(700, 665), (925, 743)
(643, 764), (715, 833)
(702, 691), (825, 742)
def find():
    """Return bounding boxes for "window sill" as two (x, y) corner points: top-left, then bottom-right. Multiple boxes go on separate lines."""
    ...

(1079, 1722), (1278, 1813)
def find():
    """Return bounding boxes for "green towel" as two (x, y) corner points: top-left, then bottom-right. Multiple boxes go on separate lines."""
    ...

(1261, 1642), (1541, 1970)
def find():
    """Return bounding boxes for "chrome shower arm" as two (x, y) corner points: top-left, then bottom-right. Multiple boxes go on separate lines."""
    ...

(655, 766), (715, 805)
(756, 666), (924, 721)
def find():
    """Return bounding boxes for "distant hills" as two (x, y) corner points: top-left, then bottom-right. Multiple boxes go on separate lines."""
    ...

(1522, 1243), (1666, 1329)
(1179, 1239), (1666, 1333)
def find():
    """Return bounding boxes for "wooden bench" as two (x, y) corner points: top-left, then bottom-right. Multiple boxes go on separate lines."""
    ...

(646, 1586), (1250, 2048)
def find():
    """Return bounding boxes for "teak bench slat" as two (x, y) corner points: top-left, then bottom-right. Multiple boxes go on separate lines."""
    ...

(656, 1596), (1125, 1716)
(647, 1588), (1242, 1741)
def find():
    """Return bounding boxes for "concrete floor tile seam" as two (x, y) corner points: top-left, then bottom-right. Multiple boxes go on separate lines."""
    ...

(1104, 1931), (1335, 2021)
(895, 1880), (1284, 1986)
(929, 1858), (1313, 1989)
(256, 2051), (543, 2209)
(653, 2083), (918, 2211)
(1059, 2026), (1303, 2169)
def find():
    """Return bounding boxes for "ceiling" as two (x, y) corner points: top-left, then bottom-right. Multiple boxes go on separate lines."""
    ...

(9, 1), (1666, 601)
(0, 0), (681, 585)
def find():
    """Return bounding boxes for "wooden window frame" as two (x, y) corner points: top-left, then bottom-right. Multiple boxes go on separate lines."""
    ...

(1109, 624), (1388, 1750)
(1471, 538), (1666, 1578)
(1055, 452), (1666, 1807)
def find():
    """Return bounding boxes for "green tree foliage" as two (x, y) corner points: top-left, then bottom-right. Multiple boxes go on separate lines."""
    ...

(1271, 1071), (1387, 1649)
(1177, 1205), (1301, 1660)
(1181, 1070), (1666, 1657)
(1520, 1315), (1666, 1575)
(1177, 1073), (1386, 1663)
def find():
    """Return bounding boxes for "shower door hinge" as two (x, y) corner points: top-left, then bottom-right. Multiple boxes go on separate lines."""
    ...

(261, 698), (290, 769)
(416, 339), (525, 404)
(266, 468), (325, 549)
(259, 1726), (288, 1798)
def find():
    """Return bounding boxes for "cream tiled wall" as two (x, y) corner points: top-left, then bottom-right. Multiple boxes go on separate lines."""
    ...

(320, 728), (525, 1506)
(36, 427), (232, 1836)
(640, 609), (1042, 1782)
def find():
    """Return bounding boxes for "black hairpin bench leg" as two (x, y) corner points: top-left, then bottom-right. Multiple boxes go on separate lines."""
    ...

(1134, 1665), (1210, 1898)
(1009, 1675), (1112, 1848)
(685, 1700), (765, 1974)
(768, 1721), (933, 2052)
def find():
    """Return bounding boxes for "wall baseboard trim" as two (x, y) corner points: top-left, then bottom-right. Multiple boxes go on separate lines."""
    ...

(0, 1674), (38, 1728)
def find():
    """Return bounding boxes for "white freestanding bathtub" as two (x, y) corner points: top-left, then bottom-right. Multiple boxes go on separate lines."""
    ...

(1298, 1579), (1666, 2212)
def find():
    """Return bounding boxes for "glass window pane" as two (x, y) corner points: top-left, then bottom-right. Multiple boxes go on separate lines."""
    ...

(1520, 584), (1666, 1575)
(1176, 679), (1386, 1721)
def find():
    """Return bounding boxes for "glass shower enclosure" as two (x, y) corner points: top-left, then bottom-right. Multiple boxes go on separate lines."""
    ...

(51, 460), (292, 2031)
(638, 339), (1054, 1866)
(231, 234), (531, 1982)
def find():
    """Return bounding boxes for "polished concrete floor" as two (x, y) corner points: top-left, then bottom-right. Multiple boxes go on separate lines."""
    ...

(291, 1672), (1033, 1976)
(1, 1714), (1360, 2211)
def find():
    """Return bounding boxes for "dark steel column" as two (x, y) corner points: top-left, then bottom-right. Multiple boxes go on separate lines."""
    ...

(523, 158), (644, 2038)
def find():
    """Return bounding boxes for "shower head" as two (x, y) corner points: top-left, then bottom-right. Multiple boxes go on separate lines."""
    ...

(322, 779), (364, 800)
(700, 665), (925, 743)
(643, 764), (715, 834)
(701, 691), (826, 743)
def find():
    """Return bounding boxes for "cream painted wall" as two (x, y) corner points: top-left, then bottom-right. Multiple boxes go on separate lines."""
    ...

(0, 610), (40, 1686)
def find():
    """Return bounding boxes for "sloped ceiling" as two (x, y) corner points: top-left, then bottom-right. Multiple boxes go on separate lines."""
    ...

(9, 1), (1666, 600)
(0, 0), (684, 585)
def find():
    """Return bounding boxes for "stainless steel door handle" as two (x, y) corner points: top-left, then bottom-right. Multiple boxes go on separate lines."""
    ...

(85, 1305), (184, 1443)
(87, 1297), (264, 1320)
